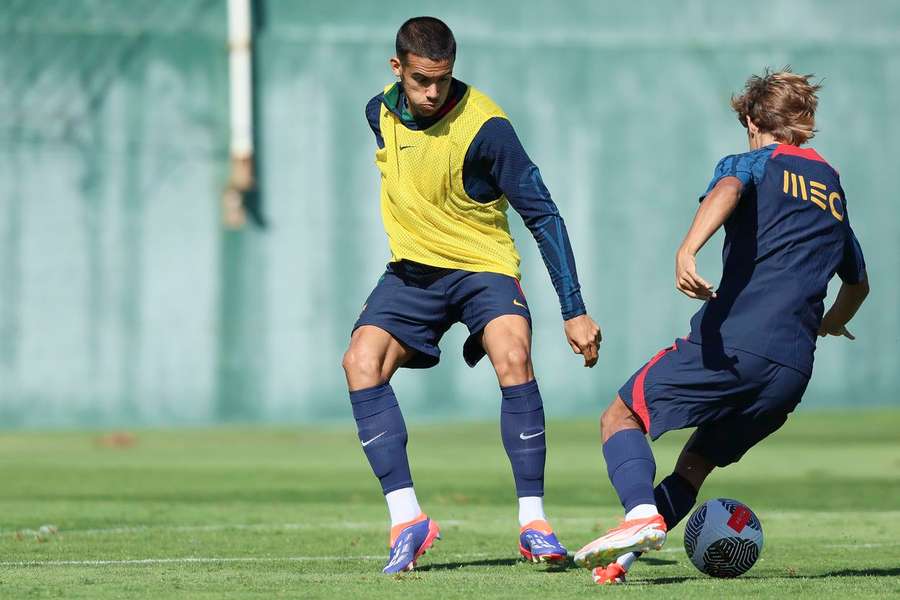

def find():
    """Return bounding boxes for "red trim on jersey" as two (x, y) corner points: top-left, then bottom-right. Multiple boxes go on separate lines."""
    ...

(630, 343), (677, 433)
(771, 144), (827, 164)
(772, 144), (839, 175)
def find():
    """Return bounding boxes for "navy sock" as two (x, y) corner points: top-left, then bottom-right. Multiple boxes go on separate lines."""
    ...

(630, 472), (700, 562)
(653, 472), (698, 530)
(500, 380), (546, 497)
(350, 383), (412, 494)
(603, 429), (656, 512)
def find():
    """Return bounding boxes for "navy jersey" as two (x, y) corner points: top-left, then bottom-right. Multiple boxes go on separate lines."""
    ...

(688, 144), (866, 375)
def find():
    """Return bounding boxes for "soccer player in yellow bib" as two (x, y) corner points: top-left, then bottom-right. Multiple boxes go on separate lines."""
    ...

(341, 17), (601, 574)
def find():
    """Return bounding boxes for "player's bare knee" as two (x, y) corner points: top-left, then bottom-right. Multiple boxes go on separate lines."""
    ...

(601, 396), (642, 439)
(599, 403), (618, 436)
(493, 346), (531, 384)
(340, 346), (357, 376)
(342, 344), (385, 385)
(505, 346), (531, 372)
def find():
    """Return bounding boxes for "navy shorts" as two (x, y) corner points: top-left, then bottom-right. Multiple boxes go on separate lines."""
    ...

(618, 338), (810, 466)
(352, 262), (531, 369)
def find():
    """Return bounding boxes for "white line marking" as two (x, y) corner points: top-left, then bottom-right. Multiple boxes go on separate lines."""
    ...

(3, 543), (897, 568)
(8, 513), (899, 539)
(0, 553), (491, 568)
(822, 542), (900, 549)
(2, 520), (466, 537)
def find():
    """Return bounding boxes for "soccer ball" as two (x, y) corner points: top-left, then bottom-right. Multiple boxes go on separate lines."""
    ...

(683, 498), (764, 578)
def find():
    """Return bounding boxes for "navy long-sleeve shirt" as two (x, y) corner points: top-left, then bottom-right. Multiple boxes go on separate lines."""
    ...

(366, 79), (586, 320)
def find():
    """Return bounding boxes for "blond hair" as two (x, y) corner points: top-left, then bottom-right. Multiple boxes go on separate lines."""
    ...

(731, 68), (822, 145)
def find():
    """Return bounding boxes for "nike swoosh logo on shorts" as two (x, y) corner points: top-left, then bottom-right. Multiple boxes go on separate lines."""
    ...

(519, 430), (544, 440)
(513, 299), (528, 309)
(361, 431), (387, 446)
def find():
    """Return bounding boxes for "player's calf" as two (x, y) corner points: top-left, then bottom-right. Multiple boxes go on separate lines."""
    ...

(576, 412), (664, 569)
(350, 383), (413, 494)
(500, 380), (547, 497)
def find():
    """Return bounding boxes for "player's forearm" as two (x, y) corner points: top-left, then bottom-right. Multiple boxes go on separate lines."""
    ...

(466, 118), (587, 318)
(529, 213), (586, 319)
(678, 177), (743, 257)
(825, 276), (870, 327)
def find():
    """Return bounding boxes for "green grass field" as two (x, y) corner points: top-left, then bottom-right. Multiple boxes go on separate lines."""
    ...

(1, 411), (899, 598)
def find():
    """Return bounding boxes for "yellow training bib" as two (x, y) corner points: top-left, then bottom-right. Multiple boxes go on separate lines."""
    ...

(375, 84), (521, 279)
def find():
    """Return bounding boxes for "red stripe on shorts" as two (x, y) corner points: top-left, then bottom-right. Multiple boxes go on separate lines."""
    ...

(514, 279), (527, 301)
(631, 343), (677, 432)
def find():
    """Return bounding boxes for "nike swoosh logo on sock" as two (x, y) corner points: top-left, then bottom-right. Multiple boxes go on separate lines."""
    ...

(361, 431), (387, 446)
(519, 430), (544, 440)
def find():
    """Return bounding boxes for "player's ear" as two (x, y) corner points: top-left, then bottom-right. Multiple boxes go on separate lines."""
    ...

(746, 115), (759, 136)
(390, 57), (402, 78)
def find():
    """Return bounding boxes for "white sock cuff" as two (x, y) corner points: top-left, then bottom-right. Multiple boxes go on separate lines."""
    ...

(385, 487), (421, 526)
(625, 503), (659, 520)
(518, 496), (546, 527)
(617, 552), (638, 570)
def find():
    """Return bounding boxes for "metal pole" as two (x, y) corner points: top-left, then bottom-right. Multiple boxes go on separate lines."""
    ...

(223, 0), (254, 228)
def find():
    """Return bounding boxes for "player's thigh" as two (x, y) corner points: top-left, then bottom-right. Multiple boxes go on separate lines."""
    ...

(685, 364), (809, 467)
(353, 267), (449, 369)
(452, 272), (532, 369)
(618, 340), (778, 440)
(744, 362), (809, 419)
(684, 411), (789, 468)
(343, 325), (417, 386)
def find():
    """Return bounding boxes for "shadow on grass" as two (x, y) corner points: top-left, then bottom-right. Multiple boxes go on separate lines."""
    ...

(640, 576), (698, 585)
(641, 557), (678, 566)
(821, 567), (900, 578)
(420, 554), (679, 573)
(637, 566), (900, 586)
(420, 555), (579, 572)
(417, 557), (522, 572)
(741, 566), (900, 581)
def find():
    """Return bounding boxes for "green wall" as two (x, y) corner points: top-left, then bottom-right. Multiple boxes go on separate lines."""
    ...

(1, 0), (898, 427)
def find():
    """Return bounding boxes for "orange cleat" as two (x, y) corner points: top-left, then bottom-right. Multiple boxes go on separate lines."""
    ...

(592, 562), (628, 584)
(574, 514), (666, 569)
(383, 514), (441, 574)
(591, 563), (628, 585)
(518, 519), (568, 564)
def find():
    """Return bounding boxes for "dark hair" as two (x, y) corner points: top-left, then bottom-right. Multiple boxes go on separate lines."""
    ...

(731, 67), (822, 145)
(395, 17), (456, 63)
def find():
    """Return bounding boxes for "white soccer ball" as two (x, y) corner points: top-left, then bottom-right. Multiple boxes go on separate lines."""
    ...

(683, 498), (764, 578)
